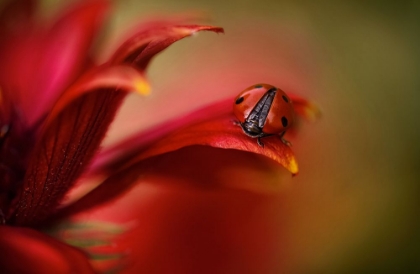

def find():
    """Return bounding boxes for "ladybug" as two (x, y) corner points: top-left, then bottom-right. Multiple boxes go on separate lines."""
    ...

(233, 84), (295, 147)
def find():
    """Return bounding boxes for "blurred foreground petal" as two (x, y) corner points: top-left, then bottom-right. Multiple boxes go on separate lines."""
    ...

(55, 147), (289, 273)
(0, 226), (94, 273)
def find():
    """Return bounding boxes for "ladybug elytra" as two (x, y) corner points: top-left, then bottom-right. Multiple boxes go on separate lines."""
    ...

(233, 84), (295, 147)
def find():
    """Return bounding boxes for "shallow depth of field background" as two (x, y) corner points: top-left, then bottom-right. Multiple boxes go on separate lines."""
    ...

(46, 0), (420, 272)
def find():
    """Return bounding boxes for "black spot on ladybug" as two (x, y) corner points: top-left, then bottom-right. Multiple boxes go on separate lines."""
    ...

(254, 85), (263, 88)
(235, 97), (244, 104)
(282, 95), (289, 103)
(281, 116), (288, 127)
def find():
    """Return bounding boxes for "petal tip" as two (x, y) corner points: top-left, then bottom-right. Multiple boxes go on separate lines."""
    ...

(287, 153), (299, 175)
(304, 102), (322, 121)
(134, 79), (151, 96)
(175, 25), (224, 37)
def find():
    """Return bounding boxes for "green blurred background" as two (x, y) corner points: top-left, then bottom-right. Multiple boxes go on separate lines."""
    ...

(46, 0), (420, 272)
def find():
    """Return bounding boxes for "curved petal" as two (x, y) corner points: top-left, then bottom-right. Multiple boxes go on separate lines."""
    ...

(123, 114), (299, 174)
(109, 24), (224, 71)
(0, 226), (95, 273)
(7, 66), (149, 226)
(45, 65), (150, 126)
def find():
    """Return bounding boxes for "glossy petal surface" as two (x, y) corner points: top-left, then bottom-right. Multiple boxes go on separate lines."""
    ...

(127, 115), (298, 174)
(0, 226), (94, 273)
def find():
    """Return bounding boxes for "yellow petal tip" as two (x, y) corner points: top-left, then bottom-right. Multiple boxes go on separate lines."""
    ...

(134, 80), (151, 96)
(303, 102), (322, 122)
(289, 156), (299, 175)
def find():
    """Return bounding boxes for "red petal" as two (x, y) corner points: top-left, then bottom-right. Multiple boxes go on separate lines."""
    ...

(109, 24), (224, 71)
(126, 114), (299, 174)
(0, 226), (95, 273)
(45, 65), (150, 125)
(7, 66), (148, 226)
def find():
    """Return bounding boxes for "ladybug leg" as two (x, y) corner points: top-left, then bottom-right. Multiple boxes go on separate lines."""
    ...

(257, 137), (265, 147)
(257, 134), (274, 147)
(232, 120), (241, 126)
(279, 132), (292, 147)
(281, 138), (292, 147)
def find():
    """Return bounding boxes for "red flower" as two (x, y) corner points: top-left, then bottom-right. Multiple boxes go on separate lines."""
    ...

(0, 0), (319, 273)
